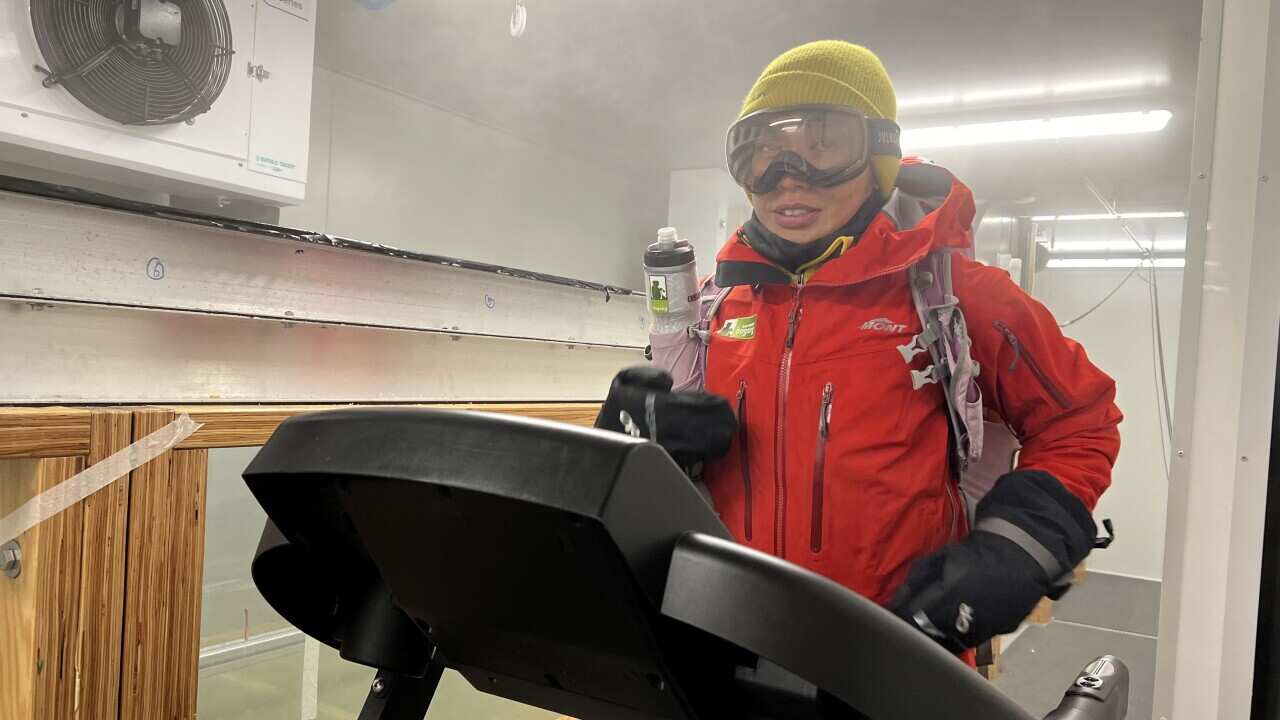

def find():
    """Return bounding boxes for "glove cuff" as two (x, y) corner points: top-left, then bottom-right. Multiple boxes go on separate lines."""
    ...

(973, 470), (1097, 598)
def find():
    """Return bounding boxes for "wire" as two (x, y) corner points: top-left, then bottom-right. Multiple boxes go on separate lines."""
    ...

(1057, 263), (1143, 328)
(1145, 264), (1172, 481)
(1080, 177), (1176, 443)
(1149, 262), (1175, 440)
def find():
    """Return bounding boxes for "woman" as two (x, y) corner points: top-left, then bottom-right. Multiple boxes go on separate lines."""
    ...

(598, 40), (1122, 656)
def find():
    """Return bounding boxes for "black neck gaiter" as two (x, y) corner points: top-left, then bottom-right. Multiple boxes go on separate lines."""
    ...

(742, 193), (885, 273)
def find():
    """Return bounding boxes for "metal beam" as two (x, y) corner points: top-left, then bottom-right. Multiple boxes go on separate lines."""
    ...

(0, 299), (641, 403)
(0, 189), (648, 349)
(1154, 0), (1280, 717)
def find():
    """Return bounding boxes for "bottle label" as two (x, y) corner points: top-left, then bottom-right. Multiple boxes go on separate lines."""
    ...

(648, 274), (670, 314)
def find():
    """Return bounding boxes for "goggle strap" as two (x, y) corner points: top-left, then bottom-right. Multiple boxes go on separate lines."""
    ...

(868, 118), (903, 159)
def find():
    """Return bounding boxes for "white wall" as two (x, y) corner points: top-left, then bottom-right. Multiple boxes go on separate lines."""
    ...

(281, 69), (670, 290)
(667, 167), (750, 277)
(1034, 267), (1182, 580)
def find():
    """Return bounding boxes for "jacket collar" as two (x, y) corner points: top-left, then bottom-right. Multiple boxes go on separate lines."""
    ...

(714, 159), (976, 289)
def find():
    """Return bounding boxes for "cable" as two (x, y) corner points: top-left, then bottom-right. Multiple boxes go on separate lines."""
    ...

(1081, 177), (1176, 442)
(1145, 264), (1172, 480)
(1149, 262), (1175, 441)
(1057, 263), (1143, 328)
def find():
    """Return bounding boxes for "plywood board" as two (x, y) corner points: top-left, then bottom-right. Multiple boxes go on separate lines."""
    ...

(0, 409), (91, 459)
(0, 459), (42, 720)
(32, 457), (86, 720)
(0, 456), (85, 720)
(176, 402), (603, 449)
(120, 410), (208, 720)
(76, 409), (134, 720)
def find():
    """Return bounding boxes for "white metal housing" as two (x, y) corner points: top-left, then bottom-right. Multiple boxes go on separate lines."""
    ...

(0, 0), (316, 204)
(0, 187), (647, 404)
(1153, 0), (1280, 716)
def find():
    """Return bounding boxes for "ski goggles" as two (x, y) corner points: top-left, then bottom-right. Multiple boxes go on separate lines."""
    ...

(726, 105), (901, 194)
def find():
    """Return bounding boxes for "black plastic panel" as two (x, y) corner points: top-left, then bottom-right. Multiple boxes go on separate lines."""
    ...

(661, 533), (1036, 720)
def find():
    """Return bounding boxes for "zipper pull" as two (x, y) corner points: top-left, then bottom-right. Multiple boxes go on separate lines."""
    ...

(785, 286), (805, 348)
(786, 307), (802, 348)
(819, 382), (834, 437)
(994, 320), (1022, 371)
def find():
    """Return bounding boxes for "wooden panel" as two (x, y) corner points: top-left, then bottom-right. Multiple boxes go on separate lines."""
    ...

(76, 409), (134, 720)
(176, 403), (603, 449)
(0, 456), (85, 720)
(168, 449), (207, 718)
(120, 410), (208, 720)
(1027, 597), (1054, 626)
(32, 457), (86, 720)
(977, 636), (1002, 681)
(0, 409), (91, 459)
(1, 459), (42, 720)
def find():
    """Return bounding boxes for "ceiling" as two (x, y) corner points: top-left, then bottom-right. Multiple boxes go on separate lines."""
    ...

(315, 0), (1204, 216)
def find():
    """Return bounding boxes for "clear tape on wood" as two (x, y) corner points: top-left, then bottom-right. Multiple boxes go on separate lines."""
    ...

(0, 414), (202, 545)
(301, 636), (320, 720)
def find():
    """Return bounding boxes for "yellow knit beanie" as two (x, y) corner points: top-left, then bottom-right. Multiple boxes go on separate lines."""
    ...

(741, 41), (900, 196)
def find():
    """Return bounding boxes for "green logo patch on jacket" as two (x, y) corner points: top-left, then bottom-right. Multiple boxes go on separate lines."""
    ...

(718, 315), (757, 340)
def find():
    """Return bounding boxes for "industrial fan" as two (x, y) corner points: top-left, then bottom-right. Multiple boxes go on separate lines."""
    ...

(30, 0), (234, 126)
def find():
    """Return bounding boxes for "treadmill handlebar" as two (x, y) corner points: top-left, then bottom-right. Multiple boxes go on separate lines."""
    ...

(1043, 656), (1130, 720)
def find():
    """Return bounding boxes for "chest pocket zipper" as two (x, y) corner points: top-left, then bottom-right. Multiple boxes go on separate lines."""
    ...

(736, 379), (752, 541)
(811, 382), (834, 552)
(994, 320), (1073, 410)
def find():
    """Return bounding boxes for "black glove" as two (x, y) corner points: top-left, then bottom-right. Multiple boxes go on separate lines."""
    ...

(888, 470), (1097, 653)
(595, 367), (737, 466)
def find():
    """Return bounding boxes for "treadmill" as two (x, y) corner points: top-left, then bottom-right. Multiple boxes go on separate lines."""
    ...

(244, 408), (1129, 720)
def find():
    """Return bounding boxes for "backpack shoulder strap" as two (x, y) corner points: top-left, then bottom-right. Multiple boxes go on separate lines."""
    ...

(691, 276), (733, 344)
(902, 249), (985, 471)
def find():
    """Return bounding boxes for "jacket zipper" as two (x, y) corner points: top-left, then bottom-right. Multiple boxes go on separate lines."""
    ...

(993, 320), (1072, 410)
(775, 284), (806, 557)
(811, 382), (834, 552)
(943, 474), (962, 541)
(736, 379), (752, 541)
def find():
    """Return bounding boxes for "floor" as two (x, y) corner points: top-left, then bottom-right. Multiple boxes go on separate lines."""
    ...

(994, 572), (1160, 720)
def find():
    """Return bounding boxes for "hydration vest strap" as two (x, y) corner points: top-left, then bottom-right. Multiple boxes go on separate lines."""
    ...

(908, 249), (985, 471)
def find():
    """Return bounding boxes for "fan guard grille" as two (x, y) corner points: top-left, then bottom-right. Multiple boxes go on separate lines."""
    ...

(31, 0), (234, 126)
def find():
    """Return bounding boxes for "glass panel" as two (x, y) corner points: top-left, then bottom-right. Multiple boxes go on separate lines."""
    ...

(198, 447), (557, 720)
(314, 645), (557, 720)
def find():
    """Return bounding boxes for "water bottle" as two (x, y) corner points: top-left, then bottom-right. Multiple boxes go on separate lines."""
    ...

(644, 227), (699, 336)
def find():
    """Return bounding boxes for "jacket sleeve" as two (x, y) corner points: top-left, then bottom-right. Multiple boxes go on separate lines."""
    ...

(952, 256), (1123, 510)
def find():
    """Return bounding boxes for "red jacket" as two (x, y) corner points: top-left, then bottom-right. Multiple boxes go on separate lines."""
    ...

(701, 160), (1123, 606)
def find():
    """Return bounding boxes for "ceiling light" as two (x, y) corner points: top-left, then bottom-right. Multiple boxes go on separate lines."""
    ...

(1031, 211), (1186, 222)
(897, 94), (957, 110)
(901, 110), (1172, 150)
(1046, 258), (1186, 269)
(1045, 240), (1187, 253)
(1051, 75), (1160, 96)
(896, 74), (1168, 113)
(960, 85), (1046, 104)
(980, 216), (1015, 224)
(510, 0), (527, 38)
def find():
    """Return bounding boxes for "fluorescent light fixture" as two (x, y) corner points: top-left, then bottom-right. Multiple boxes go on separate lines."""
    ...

(1051, 75), (1159, 96)
(960, 85), (1046, 104)
(980, 216), (1015, 224)
(1032, 211), (1186, 222)
(896, 74), (1168, 113)
(1046, 258), (1186, 269)
(897, 94), (958, 110)
(902, 110), (1171, 150)
(1045, 239), (1186, 253)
